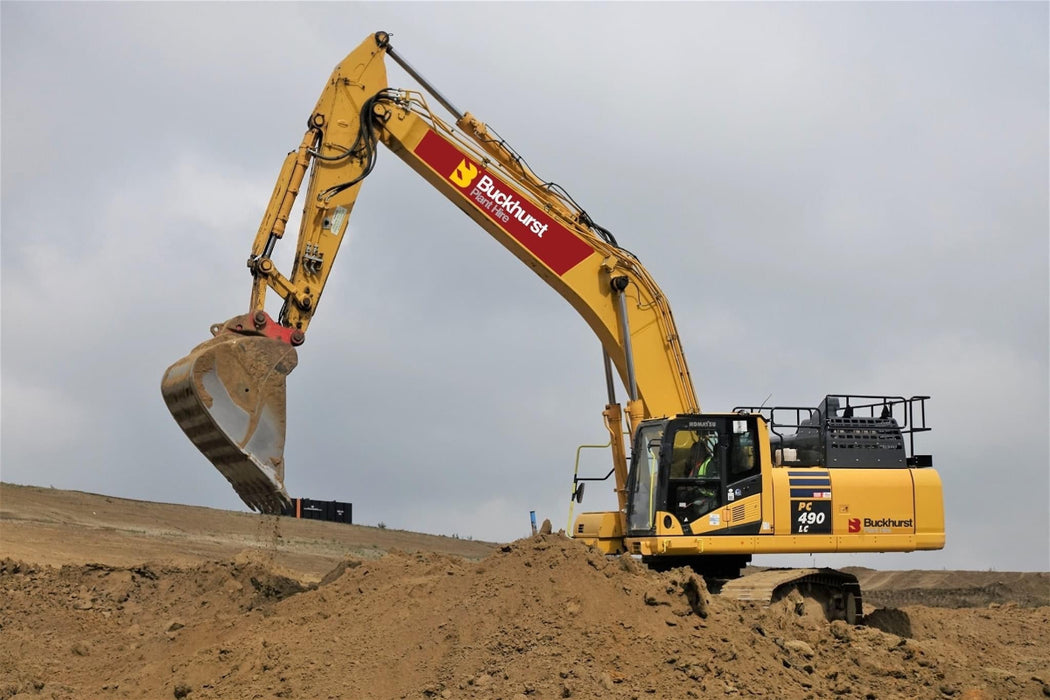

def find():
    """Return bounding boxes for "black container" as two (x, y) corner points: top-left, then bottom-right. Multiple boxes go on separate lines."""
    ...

(281, 498), (352, 524)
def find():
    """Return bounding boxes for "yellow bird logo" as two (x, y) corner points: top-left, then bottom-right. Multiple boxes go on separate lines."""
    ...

(449, 159), (479, 187)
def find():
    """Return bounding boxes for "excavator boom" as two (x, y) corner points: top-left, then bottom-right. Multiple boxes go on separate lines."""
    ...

(162, 32), (697, 513)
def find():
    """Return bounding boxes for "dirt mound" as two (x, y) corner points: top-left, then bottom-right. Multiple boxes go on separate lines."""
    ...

(2, 536), (1049, 699)
(864, 607), (914, 638)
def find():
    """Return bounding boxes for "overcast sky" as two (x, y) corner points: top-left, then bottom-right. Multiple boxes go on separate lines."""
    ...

(2, 2), (1047, 572)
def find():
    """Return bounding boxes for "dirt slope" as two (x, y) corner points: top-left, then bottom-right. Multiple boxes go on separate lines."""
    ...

(1, 484), (1048, 699)
(0, 484), (494, 578)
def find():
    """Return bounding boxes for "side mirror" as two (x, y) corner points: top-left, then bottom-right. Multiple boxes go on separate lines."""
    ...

(574, 482), (586, 504)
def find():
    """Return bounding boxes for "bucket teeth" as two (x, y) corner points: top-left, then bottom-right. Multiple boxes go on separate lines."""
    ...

(161, 332), (299, 514)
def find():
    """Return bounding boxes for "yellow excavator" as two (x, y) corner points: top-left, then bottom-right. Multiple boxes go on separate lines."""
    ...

(162, 32), (944, 622)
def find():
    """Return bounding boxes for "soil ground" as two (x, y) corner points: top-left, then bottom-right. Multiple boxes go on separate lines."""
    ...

(1, 483), (1047, 699)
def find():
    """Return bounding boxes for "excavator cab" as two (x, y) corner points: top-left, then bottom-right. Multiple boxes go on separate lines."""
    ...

(625, 415), (763, 537)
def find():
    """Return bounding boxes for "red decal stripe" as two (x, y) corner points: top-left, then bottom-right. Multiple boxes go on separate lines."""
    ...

(413, 130), (593, 276)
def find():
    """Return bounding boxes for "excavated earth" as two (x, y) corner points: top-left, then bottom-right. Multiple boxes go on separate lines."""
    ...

(1, 483), (1048, 699)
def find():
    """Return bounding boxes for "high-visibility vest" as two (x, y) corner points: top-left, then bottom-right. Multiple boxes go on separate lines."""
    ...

(692, 455), (713, 479)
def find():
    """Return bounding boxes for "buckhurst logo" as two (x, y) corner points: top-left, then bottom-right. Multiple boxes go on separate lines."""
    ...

(450, 159), (479, 188)
(447, 160), (549, 238)
(850, 516), (913, 534)
(864, 517), (913, 528)
(415, 130), (593, 276)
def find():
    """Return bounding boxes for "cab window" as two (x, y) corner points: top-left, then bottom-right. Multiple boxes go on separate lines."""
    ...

(626, 424), (664, 532)
(728, 419), (760, 482)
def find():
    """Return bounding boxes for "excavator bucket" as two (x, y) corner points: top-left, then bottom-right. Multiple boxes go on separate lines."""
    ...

(161, 325), (298, 514)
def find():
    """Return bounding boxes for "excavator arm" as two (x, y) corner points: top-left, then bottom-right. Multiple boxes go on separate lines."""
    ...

(162, 32), (698, 513)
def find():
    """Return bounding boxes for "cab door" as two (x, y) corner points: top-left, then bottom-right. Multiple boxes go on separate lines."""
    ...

(661, 416), (764, 535)
(664, 419), (726, 533)
(721, 417), (763, 535)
